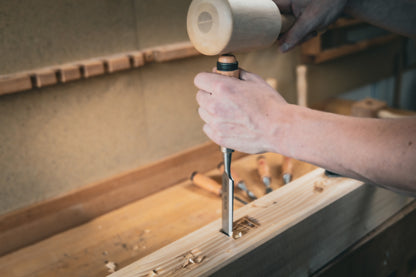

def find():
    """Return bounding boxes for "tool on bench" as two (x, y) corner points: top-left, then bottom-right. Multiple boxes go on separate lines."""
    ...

(257, 155), (273, 194)
(190, 172), (248, 205)
(265, 78), (293, 185)
(217, 162), (258, 201)
(282, 156), (293, 184)
(187, 0), (295, 237)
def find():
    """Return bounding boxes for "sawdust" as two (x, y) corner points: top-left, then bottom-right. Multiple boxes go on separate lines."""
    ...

(105, 261), (117, 273)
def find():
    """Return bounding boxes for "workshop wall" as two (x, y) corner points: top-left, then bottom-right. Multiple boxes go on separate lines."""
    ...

(0, 1), (410, 216)
(0, 0), (298, 215)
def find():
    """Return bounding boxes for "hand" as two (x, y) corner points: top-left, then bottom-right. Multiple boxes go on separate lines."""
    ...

(194, 69), (288, 154)
(274, 0), (347, 52)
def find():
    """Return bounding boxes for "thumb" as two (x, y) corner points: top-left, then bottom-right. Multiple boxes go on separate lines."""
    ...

(279, 13), (318, 52)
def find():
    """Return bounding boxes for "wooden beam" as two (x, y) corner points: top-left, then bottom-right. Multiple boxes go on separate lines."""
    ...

(0, 73), (32, 96)
(0, 141), (246, 257)
(110, 169), (413, 276)
(303, 34), (399, 64)
(0, 41), (200, 96)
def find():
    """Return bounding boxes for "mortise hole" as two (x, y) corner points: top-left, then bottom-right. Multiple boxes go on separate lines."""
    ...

(232, 216), (260, 240)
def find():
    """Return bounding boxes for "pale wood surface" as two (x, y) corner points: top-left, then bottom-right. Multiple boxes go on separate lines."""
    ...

(0, 153), (315, 276)
(187, 0), (283, 56)
(111, 168), (413, 276)
(0, 142), (246, 256)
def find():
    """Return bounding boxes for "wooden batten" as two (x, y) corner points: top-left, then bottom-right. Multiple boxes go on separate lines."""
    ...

(104, 55), (131, 73)
(0, 41), (200, 96)
(0, 141), (246, 257)
(111, 169), (413, 276)
(152, 41), (200, 62)
(81, 59), (106, 78)
(58, 64), (82, 83)
(0, 73), (32, 96)
(32, 69), (58, 88)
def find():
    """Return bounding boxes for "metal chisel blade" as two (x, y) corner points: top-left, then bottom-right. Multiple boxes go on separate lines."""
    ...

(221, 147), (234, 237)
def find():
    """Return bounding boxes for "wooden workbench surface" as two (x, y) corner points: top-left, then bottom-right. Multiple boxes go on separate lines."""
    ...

(1, 98), (413, 276)
(0, 153), (316, 276)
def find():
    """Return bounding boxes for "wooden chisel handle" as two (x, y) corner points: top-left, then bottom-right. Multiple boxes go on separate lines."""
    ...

(257, 155), (271, 178)
(282, 156), (294, 184)
(190, 172), (221, 196)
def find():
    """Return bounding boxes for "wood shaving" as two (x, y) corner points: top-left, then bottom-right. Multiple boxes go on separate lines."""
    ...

(105, 261), (117, 273)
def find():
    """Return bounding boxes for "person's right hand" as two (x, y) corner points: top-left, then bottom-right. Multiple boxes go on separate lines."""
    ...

(274, 0), (347, 52)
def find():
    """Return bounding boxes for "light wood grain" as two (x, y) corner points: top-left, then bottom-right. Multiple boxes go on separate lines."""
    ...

(187, 0), (292, 55)
(0, 142), (246, 257)
(104, 55), (131, 73)
(303, 34), (399, 64)
(0, 41), (199, 96)
(111, 169), (413, 276)
(32, 70), (58, 88)
(0, 152), (312, 276)
(0, 73), (32, 96)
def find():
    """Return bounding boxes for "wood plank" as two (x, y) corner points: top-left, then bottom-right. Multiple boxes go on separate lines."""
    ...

(111, 169), (413, 276)
(0, 73), (32, 96)
(0, 41), (201, 96)
(0, 141), (246, 257)
(152, 41), (200, 62)
(129, 51), (145, 68)
(58, 64), (82, 83)
(32, 69), (58, 88)
(104, 55), (131, 73)
(0, 153), (315, 277)
(81, 59), (105, 78)
(306, 34), (399, 64)
(303, 39), (404, 106)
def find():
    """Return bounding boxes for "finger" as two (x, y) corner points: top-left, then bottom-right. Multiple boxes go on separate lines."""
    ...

(202, 124), (216, 142)
(271, 0), (292, 13)
(194, 72), (226, 93)
(196, 90), (214, 111)
(279, 4), (325, 52)
(194, 72), (240, 95)
(239, 69), (263, 82)
(198, 107), (215, 124)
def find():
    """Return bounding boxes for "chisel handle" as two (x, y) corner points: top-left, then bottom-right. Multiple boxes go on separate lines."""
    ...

(257, 155), (271, 178)
(190, 172), (221, 196)
(282, 156), (293, 177)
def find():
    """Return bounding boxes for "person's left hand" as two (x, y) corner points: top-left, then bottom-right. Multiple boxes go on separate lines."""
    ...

(194, 69), (288, 154)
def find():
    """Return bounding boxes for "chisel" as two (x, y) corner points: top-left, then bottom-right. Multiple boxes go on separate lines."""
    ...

(257, 155), (273, 194)
(215, 54), (240, 236)
(282, 156), (294, 184)
(217, 162), (257, 200)
(190, 172), (248, 205)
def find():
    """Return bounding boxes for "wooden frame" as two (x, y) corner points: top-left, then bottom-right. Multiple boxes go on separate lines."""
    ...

(0, 142), (246, 256)
(300, 17), (400, 64)
(0, 41), (200, 96)
(110, 168), (414, 276)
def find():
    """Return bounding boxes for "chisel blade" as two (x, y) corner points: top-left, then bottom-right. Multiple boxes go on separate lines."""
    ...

(221, 147), (234, 237)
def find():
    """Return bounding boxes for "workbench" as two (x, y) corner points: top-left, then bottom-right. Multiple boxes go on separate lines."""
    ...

(0, 99), (415, 276)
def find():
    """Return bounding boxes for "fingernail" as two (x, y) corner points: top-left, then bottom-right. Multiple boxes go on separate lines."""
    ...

(280, 43), (291, 53)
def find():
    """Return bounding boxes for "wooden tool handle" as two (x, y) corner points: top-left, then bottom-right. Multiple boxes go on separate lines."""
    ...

(282, 156), (293, 176)
(216, 54), (240, 78)
(257, 156), (271, 178)
(190, 172), (221, 196)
